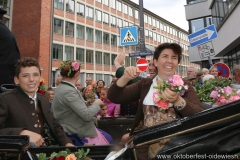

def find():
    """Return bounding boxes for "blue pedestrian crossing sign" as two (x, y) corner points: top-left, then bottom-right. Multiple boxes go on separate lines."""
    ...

(120, 26), (138, 46)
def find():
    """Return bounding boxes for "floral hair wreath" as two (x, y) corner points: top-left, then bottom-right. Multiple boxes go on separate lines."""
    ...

(59, 60), (81, 77)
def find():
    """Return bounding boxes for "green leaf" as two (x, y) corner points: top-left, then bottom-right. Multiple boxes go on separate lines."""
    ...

(38, 153), (47, 160)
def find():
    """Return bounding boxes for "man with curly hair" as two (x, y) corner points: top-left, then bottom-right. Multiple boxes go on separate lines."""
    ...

(0, 57), (73, 147)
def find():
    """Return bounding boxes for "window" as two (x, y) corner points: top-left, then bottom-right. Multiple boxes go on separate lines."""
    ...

(104, 74), (110, 86)
(2, 18), (9, 27)
(96, 0), (101, 2)
(117, 18), (122, 27)
(125, 57), (130, 67)
(76, 48), (84, 62)
(129, 22), (133, 26)
(96, 74), (102, 81)
(160, 22), (163, 30)
(131, 57), (137, 66)
(144, 14), (148, 23)
(66, 0), (74, 13)
(95, 30), (102, 43)
(135, 10), (138, 19)
(166, 25), (169, 33)
(110, 0), (116, 9)
(52, 44), (63, 60)
(54, 0), (64, 10)
(65, 22), (74, 37)
(117, 1), (122, 12)
(124, 20), (128, 27)
(169, 27), (172, 34)
(191, 18), (204, 33)
(149, 31), (153, 39)
(161, 35), (164, 42)
(86, 50), (94, 63)
(123, 4), (128, 14)
(76, 25), (84, 39)
(65, 46), (74, 60)
(111, 54), (117, 66)
(145, 29), (149, 37)
(86, 6), (93, 19)
(103, 13), (109, 24)
(148, 16), (152, 25)
(103, 0), (108, 6)
(129, 7), (133, 16)
(111, 15), (116, 27)
(76, 3), (84, 16)
(111, 34), (117, 46)
(153, 32), (156, 41)
(95, 10), (102, 22)
(86, 27), (93, 41)
(206, 17), (213, 27)
(103, 32), (110, 44)
(53, 18), (63, 34)
(157, 34), (160, 42)
(95, 51), (102, 64)
(152, 19), (156, 27)
(104, 53), (110, 65)
(156, 20), (159, 28)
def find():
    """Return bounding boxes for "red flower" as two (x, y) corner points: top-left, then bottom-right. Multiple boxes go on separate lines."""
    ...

(157, 100), (169, 110)
(56, 156), (65, 160)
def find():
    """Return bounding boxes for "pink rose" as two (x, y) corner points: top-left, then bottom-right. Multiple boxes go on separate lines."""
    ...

(224, 86), (232, 95)
(184, 85), (188, 90)
(210, 90), (218, 99)
(228, 96), (240, 102)
(152, 91), (160, 103)
(72, 61), (79, 71)
(171, 75), (184, 87)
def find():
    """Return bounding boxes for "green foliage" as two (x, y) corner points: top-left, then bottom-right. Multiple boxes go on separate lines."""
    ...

(195, 78), (232, 102)
(38, 148), (92, 160)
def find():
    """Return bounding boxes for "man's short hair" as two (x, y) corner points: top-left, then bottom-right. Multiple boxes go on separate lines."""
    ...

(187, 66), (198, 73)
(15, 57), (41, 78)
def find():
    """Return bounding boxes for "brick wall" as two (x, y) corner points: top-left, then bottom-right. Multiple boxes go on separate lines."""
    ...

(12, 0), (52, 86)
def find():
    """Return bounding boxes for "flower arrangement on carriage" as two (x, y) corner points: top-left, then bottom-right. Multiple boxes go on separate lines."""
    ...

(38, 148), (91, 160)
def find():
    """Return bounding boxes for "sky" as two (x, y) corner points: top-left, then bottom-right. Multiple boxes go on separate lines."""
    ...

(130, 0), (189, 31)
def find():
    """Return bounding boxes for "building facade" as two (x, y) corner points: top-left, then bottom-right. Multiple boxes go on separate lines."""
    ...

(185, 0), (240, 71)
(3, 0), (200, 87)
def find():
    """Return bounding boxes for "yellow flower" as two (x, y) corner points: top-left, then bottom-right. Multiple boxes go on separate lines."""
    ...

(65, 153), (76, 160)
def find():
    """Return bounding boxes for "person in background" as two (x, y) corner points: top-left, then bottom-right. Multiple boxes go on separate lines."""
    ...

(187, 66), (197, 77)
(75, 80), (83, 93)
(52, 60), (113, 145)
(81, 77), (92, 92)
(202, 68), (209, 75)
(110, 74), (117, 84)
(101, 87), (120, 117)
(108, 43), (203, 159)
(55, 76), (62, 86)
(182, 75), (196, 86)
(196, 71), (204, 86)
(0, 57), (73, 147)
(97, 103), (110, 118)
(209, 66), (219, 78)
(45, 87), (55, 107)
(0, 7), (20, 86)
(232, 65), (240, 84)
(96, 80), (105, 99)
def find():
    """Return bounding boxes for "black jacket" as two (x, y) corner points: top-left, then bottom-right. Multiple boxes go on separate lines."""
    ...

(0, 22), (20, 86)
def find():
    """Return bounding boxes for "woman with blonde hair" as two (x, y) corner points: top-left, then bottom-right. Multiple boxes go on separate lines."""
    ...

(209, 66), (219, 78)
(202, 68), (209, 75)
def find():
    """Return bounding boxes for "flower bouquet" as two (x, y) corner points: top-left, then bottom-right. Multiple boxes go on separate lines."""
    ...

(38, 79), (47, 95)
(153, 75), (188, 110)
(195, 77), (232, 102)
(210, 86), (240, 106)
(38, 148), (92, 160)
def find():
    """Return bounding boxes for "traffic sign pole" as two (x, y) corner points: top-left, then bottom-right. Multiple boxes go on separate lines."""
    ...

(139, 0), (146, 58)
(208, 41), (214, 67)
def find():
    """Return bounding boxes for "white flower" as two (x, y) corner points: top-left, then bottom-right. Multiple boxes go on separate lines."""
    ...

(217, 94), (220, 97)
(178, 86), (182, 90)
